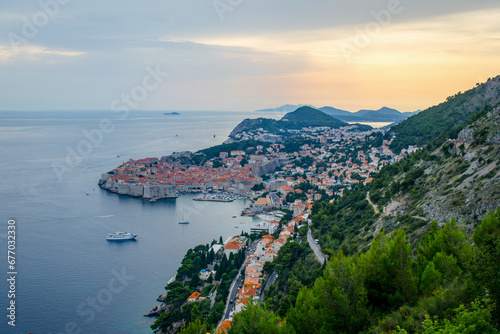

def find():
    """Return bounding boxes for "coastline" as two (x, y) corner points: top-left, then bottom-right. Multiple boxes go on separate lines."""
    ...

(95, 108), (418, 333)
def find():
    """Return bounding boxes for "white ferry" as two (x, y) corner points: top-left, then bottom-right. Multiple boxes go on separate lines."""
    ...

(106, 232), (137, 241)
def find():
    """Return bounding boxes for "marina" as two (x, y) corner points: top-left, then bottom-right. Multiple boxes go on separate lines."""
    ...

(193, 192), (246, 202)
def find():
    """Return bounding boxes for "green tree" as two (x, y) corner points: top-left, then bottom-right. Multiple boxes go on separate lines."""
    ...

(472, 208), (500, 325)
(228, 302), (289, 334)
(251, 183), (265, 191)
(417, 219), (472, 273)
(419, 261), (442, 296)
(361, 229), (417, 312)
(179, 319), (209, 334)
(207, 301), (225, 325)
(316, 252), (368, 333)
(287, 287), (324, 334)
(421, 299), (499, 334)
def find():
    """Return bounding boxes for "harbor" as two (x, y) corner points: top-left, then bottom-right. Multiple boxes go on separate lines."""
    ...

(193, 192), (246, 203)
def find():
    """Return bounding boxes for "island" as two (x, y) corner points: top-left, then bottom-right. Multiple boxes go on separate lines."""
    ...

(257, 104), (420, 122)
(164, 112), (180, 115)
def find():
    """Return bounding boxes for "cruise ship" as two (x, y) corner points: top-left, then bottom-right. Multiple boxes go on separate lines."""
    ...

(106, 232), (137, 241)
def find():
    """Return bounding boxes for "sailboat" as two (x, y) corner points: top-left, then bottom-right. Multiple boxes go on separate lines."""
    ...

(179, 211), (189, 224)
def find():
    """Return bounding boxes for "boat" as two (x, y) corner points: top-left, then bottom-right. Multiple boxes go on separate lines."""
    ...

(232, 215), (237, 218)
(107, 232), (137, 241)
(179, 210), (189, 224)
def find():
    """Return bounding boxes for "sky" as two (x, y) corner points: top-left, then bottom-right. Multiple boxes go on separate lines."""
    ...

(1, 0), (500, 112)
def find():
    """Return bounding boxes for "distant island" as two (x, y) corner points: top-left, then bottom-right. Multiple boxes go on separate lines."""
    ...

(164, 112), (180, 115)
(256, 104), (315, 112)
(257, 104), (420, 122)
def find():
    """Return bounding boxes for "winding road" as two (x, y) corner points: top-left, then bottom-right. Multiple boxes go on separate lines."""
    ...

(307, 228), (325, 265)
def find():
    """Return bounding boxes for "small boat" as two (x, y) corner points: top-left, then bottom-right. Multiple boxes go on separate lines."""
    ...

(107, 232), (137, 241)
(232, 215), (237, 218)
(179, 210), (189, 224)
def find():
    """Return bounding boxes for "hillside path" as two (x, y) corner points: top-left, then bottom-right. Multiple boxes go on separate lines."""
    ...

(366, 191), (380, 214)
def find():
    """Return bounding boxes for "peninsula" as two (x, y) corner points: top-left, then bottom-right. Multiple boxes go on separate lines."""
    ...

(98, 107), (410, 203)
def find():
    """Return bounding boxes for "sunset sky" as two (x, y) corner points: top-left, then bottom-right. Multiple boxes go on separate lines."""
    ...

(1, 0), (499, 112)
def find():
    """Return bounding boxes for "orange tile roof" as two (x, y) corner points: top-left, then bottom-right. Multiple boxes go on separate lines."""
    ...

(217, 320), (232, 334)
(225, 241), (241, 250)
(245, 266), (263, 275)
(241, 286), (258, 297)
(187, 291), (200, 301)
(244, 277), (260, 286)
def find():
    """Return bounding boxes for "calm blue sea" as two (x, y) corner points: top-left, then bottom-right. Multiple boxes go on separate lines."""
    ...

(0, 110), (275, 334)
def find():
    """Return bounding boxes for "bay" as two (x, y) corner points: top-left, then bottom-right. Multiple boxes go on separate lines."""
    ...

(0, 110), (271, 334)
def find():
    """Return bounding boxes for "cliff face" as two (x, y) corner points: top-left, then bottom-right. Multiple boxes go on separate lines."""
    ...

(381, 105), (500, 225)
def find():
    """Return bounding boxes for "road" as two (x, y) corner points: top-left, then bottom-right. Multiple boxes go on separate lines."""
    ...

(307, 228), (325, 265)
(260, 271), (278, 304)
(222, 272), (243, 320)
(269, 192), (282, 207)
(218, 240), (258, 327)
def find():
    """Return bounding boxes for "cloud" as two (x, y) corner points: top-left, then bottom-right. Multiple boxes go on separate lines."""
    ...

(0, 1), (499, 111)
(0, 44), (85, 63)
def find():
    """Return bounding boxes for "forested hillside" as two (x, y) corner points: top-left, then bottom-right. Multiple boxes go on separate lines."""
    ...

(206, 81), (500, 334)
(229, 106), (369, 138)
(224, 210), (500, 334)
(389, 76), (500, 153)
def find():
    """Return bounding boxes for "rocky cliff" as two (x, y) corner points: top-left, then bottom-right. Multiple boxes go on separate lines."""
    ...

(377, 104), (500, 227)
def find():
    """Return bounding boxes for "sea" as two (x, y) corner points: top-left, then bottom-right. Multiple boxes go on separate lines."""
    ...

(0, 110), (390, 334)
(0, 110), (282, 334)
